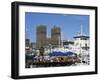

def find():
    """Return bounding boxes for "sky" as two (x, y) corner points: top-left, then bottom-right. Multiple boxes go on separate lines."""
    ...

(25, 12), (89, 42)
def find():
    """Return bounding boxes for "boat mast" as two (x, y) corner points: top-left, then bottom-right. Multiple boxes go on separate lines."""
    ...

(61, 32), (63, 47)
(80, 24), (83, 63)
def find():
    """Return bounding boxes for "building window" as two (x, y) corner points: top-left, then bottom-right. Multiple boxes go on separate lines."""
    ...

(85, 44), (87, 47)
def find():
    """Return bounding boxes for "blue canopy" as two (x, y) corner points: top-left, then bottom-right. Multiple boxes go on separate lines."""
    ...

(64, 52), (76, 55)
(48, 51), (76, 56)
(49, 52), (64, 56)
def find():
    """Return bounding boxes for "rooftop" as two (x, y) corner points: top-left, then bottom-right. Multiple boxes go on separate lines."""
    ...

(73, 35), (89, 38)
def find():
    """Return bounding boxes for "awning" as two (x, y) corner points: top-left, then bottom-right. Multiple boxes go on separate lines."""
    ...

(48, 51), (76, 56)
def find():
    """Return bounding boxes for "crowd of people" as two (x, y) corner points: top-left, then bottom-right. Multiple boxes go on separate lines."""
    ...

(25, 54), (80, 68)
(25, 47), (81, 68)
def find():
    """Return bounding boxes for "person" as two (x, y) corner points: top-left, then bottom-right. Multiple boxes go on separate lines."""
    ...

(39, 47), (44, 56)
(39, 47), (45, 62)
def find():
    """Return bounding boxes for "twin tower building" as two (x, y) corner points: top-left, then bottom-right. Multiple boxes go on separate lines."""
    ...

(36, 25), (61, 49)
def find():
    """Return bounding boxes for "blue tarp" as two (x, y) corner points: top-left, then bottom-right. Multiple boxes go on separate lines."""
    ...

(49, 51), (76, 56)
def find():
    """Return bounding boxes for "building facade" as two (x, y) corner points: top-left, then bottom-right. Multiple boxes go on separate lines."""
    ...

(36, 25), (61, 49)
(36, 25), (47, 49)
(74, 35), (89, 50)
(51, 26), (61, 47)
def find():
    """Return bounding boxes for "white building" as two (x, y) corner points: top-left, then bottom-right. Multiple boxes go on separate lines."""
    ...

(72, 24), (90, 64)
(74, 35), (89, 50)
